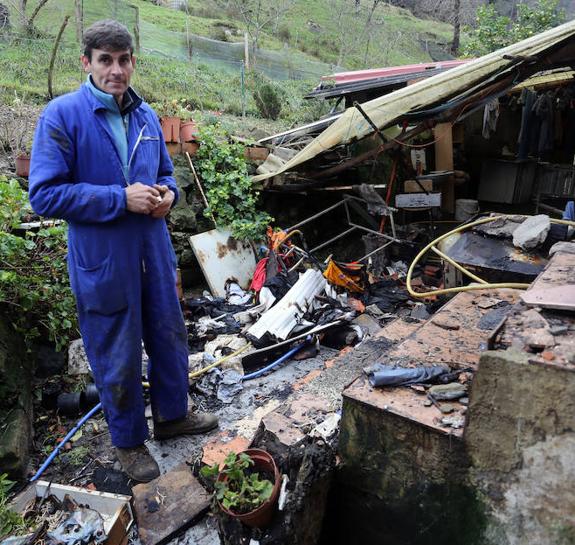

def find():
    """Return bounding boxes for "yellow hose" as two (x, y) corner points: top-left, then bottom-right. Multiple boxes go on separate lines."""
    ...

(407, 215), (575, 298)
(142, 342), (252, 388)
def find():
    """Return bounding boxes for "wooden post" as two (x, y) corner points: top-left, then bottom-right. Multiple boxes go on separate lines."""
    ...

(434, 122), (455, 214)
(133, 5), (140, 53)
(244, 32), (250, 70)
(74, 0), (82, 42)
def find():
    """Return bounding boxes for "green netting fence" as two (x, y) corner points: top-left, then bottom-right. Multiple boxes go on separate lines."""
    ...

(1, 0), (338, 80)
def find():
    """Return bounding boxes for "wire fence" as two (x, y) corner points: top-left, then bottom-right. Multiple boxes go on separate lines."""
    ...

(2, 0), (338, 81)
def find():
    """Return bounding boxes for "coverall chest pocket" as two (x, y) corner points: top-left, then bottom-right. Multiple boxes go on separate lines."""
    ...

(75, 257), (128, 315)
(132, 137), (160, 183)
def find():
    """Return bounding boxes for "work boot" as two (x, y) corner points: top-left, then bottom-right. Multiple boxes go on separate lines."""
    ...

(154, 411), (219, 440)
(115, 444), (160, 483)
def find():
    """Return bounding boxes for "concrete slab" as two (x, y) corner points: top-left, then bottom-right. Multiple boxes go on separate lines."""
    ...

(344, 375), (464, 437)
(387, 289), (520, 368)
(521, 251), (575, 311)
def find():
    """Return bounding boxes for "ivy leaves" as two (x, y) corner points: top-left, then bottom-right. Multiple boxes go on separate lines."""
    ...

(0, 176), (78, 351)
(194, 123), (272, 242)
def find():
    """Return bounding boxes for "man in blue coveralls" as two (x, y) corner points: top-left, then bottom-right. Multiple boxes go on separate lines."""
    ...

(29, 20), (218, 482)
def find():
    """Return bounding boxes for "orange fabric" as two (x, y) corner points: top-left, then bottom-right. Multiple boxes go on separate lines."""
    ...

(323, 259), (366, 293)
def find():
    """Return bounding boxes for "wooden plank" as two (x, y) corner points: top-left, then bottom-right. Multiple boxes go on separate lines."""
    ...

(521, 252), (575, 310)
(132, 464), (211, 545)
(434, 122), (454, 213)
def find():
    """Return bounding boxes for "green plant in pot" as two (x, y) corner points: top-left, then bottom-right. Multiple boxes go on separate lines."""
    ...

(200, 449), (280, 528)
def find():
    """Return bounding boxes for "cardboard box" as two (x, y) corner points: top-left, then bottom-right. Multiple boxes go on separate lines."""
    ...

(11, 481), (133, 545)
(404, 179), (433, 193)
(395, 192), (442, 208)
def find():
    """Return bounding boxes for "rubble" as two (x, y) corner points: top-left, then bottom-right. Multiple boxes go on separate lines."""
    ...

(512, 214), (551, 250)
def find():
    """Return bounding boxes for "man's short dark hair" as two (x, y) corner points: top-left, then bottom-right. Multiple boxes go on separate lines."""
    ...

(82, 19), (134, 60)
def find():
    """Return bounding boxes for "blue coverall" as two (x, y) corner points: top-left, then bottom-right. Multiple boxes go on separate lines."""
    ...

(29, 84), (189, 447)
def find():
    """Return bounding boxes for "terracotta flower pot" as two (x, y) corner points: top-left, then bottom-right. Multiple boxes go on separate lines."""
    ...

(160, 116), (181, 143)
(182, 141), (200, 156)
(244, 147), (270, 162)
(15, 154), (31, 177)
(217, 448), (281, 528)
(180, 120), (198, 142)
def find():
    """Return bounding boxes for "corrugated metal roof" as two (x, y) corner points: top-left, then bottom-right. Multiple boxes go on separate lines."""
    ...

(254, 20), (575, 182)
(247, 269), (327, 341)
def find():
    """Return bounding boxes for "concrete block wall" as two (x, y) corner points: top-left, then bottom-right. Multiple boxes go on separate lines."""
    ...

(333, 387), (484, 545)
(465, 349), (575, 545)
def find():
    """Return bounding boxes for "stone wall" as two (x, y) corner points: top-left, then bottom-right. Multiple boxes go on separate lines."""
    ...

(334, 392), (483, 545)
(0, 316), (32, 478)
(465, 350), (575, 545)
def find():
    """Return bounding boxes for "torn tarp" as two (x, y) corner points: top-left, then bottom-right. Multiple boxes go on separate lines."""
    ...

(365, 364), (450, 387)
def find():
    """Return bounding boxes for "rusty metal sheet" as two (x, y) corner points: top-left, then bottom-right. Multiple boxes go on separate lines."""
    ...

(132, 464), (211, 545)
(189, 229), (256, 297)
(387, 289), (520, 369)
(521, 252), (575, 310)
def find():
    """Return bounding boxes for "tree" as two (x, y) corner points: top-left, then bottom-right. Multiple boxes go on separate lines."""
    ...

(417, 0), (481, 56)
(6, 0), (52, 34)
(221, 0), (295, 62)
(463, 0), (565, 57)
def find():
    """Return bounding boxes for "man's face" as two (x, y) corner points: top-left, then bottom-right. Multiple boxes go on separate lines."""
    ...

(81, 48), (136, 101)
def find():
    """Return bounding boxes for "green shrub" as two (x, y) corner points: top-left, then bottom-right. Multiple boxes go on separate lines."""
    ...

(252, 81), (283, 120)
(0, 473), (25, 539)
(0, 177), (78, 350)
(193, 123), (272, 242)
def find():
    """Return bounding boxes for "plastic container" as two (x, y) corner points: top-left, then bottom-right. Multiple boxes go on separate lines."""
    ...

(455, 199), (479, 222)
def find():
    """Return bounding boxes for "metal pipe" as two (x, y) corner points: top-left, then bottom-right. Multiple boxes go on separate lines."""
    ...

(309, 226), (358, 254)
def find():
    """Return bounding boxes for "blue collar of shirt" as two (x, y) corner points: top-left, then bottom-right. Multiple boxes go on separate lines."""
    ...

(85, 75), (121, 113)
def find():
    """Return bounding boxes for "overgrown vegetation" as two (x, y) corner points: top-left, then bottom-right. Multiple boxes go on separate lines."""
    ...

(463, 0), (566, 56)
(253, 80), (283, 120)
(200, 452), (274, 514)
(194, 123), (272, 241)
(0, 177), (77, 351)
(0, 473), (25, 540)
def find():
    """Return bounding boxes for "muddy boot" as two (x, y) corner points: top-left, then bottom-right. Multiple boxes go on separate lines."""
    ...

(154, 411), (219, 440)
(115, 445), (160, 483)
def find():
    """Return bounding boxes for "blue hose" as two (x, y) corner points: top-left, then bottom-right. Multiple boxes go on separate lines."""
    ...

(30, 402), (102, 482)
(242, 338), (311, 381)
(30, 338), (312, 480)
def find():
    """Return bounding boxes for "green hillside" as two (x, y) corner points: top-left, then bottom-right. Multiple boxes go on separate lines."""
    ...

(0, 0), (456, 126)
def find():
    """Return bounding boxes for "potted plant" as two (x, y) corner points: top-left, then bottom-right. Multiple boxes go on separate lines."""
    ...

(179, 106), (198, 142)
(200, 448), (281, 528)
(153, 100), (181, 143)
(14, 139), (32, 178)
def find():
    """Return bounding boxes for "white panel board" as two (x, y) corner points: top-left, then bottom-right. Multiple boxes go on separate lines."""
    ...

(189, 229), (256, 297)
(395, 192), (441, 208)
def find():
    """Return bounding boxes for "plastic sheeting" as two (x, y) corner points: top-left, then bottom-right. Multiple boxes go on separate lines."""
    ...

(254, 20), (575, 182)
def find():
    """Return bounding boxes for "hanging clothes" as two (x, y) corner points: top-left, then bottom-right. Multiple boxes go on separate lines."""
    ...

(532, 91), (555, 156)
(517, 88), (537, 160)
(482, 99), (500, 139)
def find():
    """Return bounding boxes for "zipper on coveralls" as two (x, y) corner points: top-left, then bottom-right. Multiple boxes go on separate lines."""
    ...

(126, 122), (148, 185)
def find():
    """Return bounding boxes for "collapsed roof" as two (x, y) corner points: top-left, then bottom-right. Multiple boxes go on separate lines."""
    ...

(254, 20), (575, 182)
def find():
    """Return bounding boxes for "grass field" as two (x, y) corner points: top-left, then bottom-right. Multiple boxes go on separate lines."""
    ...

(0, 0), (457, 126)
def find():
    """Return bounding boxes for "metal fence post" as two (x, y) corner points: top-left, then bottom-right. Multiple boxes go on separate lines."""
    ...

(241, 60), (246, 119)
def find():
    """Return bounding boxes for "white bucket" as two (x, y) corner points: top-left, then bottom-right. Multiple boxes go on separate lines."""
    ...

(455, 199), (479, 222)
